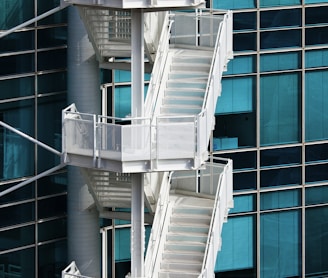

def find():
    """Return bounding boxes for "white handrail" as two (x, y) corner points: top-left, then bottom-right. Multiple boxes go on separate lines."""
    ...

(200, 158), (233, 277)
(144, 171), (173, 277)
(144, 12), (173, 118)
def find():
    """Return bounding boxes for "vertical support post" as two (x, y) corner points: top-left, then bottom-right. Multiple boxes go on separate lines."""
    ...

(131, 173), (145, 277)
(131, 9), (145, 278)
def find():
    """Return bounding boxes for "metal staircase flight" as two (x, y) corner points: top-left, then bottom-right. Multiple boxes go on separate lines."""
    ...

(60, 7), (234, 278)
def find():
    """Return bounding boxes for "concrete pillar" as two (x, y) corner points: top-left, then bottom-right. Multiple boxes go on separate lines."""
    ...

(67, 6), (101, 278)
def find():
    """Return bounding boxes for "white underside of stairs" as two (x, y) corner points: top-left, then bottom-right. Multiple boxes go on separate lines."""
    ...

(158, 194), (214, 278)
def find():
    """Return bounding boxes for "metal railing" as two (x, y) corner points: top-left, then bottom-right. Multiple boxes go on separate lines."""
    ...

(62, 261), (94, 278)
(199, 158), (233, 277)
(144, 172), (173, 277)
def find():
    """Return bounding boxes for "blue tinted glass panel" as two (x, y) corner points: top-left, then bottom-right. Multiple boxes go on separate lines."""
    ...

(0, 99), (35, 181)
(260, 167), (301, 188)
(260, 189), (301, 210)
(260, 0), (300, 7)
(261, 211), (301, 278)
(0, 182), (34, 205)
(305, 0), (328, 4)
(38, 240), (67, 277)
(38, 218), (67, 242)
(0, 202), (35, 228)
(305, 71), (328, 141)
(0, 54), (34, 75)
(305, 49), (328, 68)
(115, 70), (131, 82)
(261, 29), (301, 49)
(260, 73), (300, 146)
(306, 6), (328, 26)
(215, 112), (256, 149)
(38, 195), (67, 219)
(0, 225), (34, 252)
(260, 147), (301, 167)
(213, 0), (256, 9)
(37, 27), (67, 48)
(115, 228), (130, 262)
(233, 12), (257, 31)
(230, 194), (256, 214)
(0, 77), (34, 100)
(38, 173), (67, 197)
(306, 144), (328, 163)
(37, 0), (67, 24)
(234, 33), (257, 52)
(260, 52), (300, 72)
(38, 72), (67, 94)
(306, 186), (328, 205)
(216, 77), (254, 114)
(0, 0), (34, 29)
(37, 94), (66, 171)
(305, 207), (328, 276)
(260, 9), (301, 29)
(306, 27), (328, 46)
(0, 31), (34, 53)
(215, 151), (257, 170)
(37, 49), (67, 71)
(234, 171), (257, 191)
(224, 55), (256, 75)
(115, 86), (131, 118)
(0, 248), (35, 277)
(306, 164), (328, 184)
(216, 216), (255, 272)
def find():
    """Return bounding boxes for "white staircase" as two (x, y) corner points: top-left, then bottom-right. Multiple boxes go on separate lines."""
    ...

(60, 8), (234, 278)
(145, 158), (233, 278)
(62, 10), (233, 173)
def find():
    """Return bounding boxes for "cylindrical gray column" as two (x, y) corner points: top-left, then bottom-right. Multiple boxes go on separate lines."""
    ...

(67, 6), (101, 278)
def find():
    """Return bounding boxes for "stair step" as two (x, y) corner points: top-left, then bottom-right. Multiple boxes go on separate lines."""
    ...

(162, 250), (204, 263)
(158, 270), (200, 278)
(160, 107), (201, 116)
(171, 64), (210, 72)
(160, 261), (202, 272)
(164, 241), (206, 253)
(174, 55), (212, 64)
(166, 81), (207, 90)
(163, 98), (203, 106)
(169, 223), (209, 234)
(170, 215), (210, 226)
(166, 233), (208, 243)
(172, 206), (212, 216)
(165, 89), (205, 98)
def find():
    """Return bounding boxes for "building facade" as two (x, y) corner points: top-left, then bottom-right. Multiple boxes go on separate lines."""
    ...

(0, 0), (328, 277)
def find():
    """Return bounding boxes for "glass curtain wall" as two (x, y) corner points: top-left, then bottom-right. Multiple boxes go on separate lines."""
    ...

(0, 0), (67, 277)
(212, 0), (328, 277)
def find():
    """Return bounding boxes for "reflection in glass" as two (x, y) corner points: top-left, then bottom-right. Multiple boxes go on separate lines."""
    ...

(305, 207), (328, 276)
(0, 247), (35, 277)
(261, 29), (301, 49)
(260, 9), (301, 29)
(216, 216), (256, 274)
(260, 147), (301, 168)
(260, 73), (300, 146)
(260, 167), (301, 188)
(260, 210), (301, 278)
(305, 71), (328, 141)
(260, 189), (300, 210)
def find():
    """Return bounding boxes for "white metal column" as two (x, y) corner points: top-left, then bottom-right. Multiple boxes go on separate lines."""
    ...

(130, 9), (145, 278)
